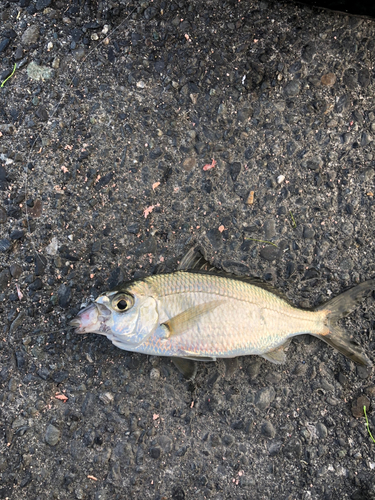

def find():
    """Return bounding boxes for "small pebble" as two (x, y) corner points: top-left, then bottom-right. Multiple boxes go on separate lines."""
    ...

(351, 395), (370, 418)
(21, 26), (39, 44)
(261, 422), (276, 438)
(45, 424), (61, 446)
(321, 73), (336, 86)
(150, 368), (160, 380)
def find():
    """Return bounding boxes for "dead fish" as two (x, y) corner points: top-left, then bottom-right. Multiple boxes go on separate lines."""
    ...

(70, 247), (374, 379)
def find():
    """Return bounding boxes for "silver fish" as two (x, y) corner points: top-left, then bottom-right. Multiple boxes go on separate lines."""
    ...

(70, 248), (374, 378)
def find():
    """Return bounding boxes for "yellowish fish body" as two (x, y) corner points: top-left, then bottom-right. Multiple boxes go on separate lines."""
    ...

(70, 248), (374, 377)
(125, 272), (327, 359)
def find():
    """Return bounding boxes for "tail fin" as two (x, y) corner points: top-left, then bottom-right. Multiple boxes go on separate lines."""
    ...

(313, 280), (375, 367)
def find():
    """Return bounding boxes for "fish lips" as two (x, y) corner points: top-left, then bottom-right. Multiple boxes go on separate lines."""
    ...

(70, 303), (112, 334)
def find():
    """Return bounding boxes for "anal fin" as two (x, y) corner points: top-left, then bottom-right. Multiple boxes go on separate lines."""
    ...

(261, 341), (290, 364)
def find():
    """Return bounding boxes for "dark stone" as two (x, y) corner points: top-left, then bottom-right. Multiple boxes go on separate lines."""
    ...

(107, 267), (125, 289)
(127, 223), (139, 234)
(58, 284), (72, 308)
(144, 6), (158, 20)
(244, 146), (253, 159)
(247, 359), (261, 379)
(0, 240), (12, 252)
(255, 387), (275, 410)
(303, 158), (323, 171)
(1, 68), (13, 83)
(222, 434), (235, 447)
(10, 264), (22, 278)
(206, 229), (223, 249)
(172, 487), (185, 500)
(95, 172), (113, 190)
(303, 226), (315, 239)
(29, 278), (43, 291)
(45, 424), (60, 446)
(358, 68), (370, 88)
(51, 371), (68, 383)
(302, 43), (316, 62)
(149, 446), (161, 459)
(35, 0), (52, 10)
(10, 230), (24, 240)
(260, 246), (280, 261)
(135, 237), (157, 256)
(361, 132), (371, 147)
(304, 268), (320, 279)
(231, 419), (244, 430)
(284, 80), (300, 97)
(343, 68), (357, 89)
(149, 147), (163, 159)
(20, 472), (32, 488)
(15, 351), (26, 369)
(3, 30), (17, 39)
(82, 393), (95, 416)
(346, 203), (354, 215)
(0, 166), (7, 182)
(229, 162), (241, 181)
(261, 421), (276, 438)
(155, 61), (165, 72)
(35, 254), (47, 275)
(268, 440), (282, 456)
(237, 104), (252, 123)
(37, 367), (50, 380)
(7, 206), (22, 219)
(0, 206), (6, 223)
(0, 269), (11, 291)
(158, 435), (173, 453)
(335, 94), (351, 113)
(36, 106), (49, 121)
(283, 437), (302, 459)
(264, 219), (276, 239)
(26, 3), (36, 14)
(71, 28), (83, 42)
(0, 39), (10, 54)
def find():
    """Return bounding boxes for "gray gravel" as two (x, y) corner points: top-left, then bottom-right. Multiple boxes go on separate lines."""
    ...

(1, 0), (375, 499)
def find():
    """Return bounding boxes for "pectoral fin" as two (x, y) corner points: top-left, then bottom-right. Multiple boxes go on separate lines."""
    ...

(162, 300), (224, 338)
(261, 341), (290, 364)
(172, 358), (197, 380)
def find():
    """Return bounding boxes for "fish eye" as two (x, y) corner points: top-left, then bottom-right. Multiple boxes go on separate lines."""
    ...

(117, 299), (127, 310)
(111, 293), (134, 312)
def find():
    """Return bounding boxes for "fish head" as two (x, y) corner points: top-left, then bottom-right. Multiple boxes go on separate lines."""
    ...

(70, 288), (159, 347)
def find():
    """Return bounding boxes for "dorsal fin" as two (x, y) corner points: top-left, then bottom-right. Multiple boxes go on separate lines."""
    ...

(177, 245), (216, 272)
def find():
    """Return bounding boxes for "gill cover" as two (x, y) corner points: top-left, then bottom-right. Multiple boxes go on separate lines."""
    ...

(102, 291), (159, 347)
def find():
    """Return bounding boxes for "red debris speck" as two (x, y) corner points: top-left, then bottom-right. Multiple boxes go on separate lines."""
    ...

(203, 159), (217, 171)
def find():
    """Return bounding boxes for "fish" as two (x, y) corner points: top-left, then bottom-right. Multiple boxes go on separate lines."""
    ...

(70, 247), (374, 379)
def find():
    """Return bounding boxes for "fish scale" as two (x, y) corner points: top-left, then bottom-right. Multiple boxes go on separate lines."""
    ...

(126, 272), (328, 358)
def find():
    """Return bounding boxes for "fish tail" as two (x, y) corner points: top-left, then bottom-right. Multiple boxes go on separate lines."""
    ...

(313, 279), (375, 367)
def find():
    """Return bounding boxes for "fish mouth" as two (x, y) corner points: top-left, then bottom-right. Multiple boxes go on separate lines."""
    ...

(70, 303), (112, 334)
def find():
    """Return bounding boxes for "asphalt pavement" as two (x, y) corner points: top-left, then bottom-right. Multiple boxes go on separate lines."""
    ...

(1, 0), (375, 499)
